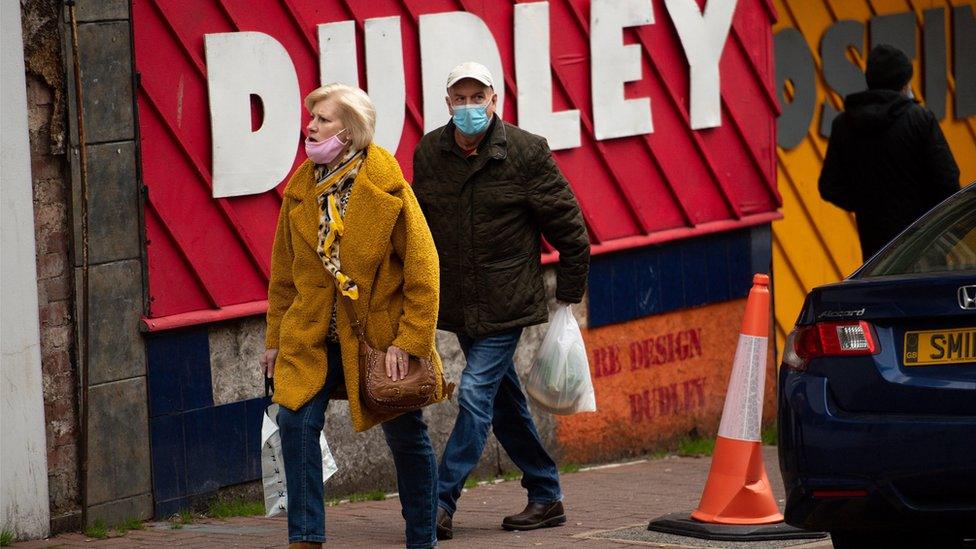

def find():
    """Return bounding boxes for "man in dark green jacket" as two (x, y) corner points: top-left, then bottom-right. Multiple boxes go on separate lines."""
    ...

(412, 61), (590, 540)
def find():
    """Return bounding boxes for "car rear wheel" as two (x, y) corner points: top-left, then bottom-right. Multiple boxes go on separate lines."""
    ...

(830, 531), (966, 549)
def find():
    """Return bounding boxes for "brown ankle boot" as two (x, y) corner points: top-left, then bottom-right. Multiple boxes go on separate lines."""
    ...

(436, 507), (453, 540)
(502, 501), (566, 531)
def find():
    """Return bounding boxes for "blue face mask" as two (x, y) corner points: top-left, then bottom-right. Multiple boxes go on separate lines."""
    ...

(452, 103), (491, 136)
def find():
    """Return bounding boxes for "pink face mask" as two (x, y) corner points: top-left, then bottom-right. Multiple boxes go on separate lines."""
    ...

(305, 129), (347, 165)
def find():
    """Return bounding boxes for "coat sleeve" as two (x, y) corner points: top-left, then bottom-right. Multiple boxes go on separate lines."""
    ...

(920, 109), (961, 204)
(526, 140), (591, 303)
(391, 184), (440, 359)
(818, 116), (857, 212)
(266, 196), (297, 348)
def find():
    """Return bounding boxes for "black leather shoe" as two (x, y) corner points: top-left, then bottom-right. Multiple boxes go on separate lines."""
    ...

(501, 501), (566, 531)
(436, 507), (453, 540)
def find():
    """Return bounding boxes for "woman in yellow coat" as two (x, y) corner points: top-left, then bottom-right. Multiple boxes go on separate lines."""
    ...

(260, 83), (447, 549)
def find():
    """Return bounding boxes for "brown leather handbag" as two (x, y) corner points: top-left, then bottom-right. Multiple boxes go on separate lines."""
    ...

(338, 294), (453, 414)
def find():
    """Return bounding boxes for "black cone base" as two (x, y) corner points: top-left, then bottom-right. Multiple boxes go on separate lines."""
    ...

(647, 512), (829, 542)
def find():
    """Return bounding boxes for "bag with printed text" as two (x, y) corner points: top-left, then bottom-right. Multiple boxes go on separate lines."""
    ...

(261, 379), (338, 517)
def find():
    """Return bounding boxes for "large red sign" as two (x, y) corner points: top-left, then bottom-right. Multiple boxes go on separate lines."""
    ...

(133, 0), (780, 329)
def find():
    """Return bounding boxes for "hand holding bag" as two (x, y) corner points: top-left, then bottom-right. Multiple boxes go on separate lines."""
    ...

(337, 294), (453, 414)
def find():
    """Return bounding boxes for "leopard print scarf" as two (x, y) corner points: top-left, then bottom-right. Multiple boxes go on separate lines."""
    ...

(314, 147), (365, 300)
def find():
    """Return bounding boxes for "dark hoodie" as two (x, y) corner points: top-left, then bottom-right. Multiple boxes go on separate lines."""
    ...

(819, 89), (960, 260)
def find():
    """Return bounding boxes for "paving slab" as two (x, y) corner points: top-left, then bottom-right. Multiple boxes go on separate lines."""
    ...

(13, 447), (839, 548)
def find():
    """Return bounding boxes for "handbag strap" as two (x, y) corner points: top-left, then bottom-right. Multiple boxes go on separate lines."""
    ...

(337, 290), (367, 342)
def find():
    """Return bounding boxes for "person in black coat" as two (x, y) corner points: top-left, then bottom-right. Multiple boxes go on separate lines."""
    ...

(819, 44), (960, 261)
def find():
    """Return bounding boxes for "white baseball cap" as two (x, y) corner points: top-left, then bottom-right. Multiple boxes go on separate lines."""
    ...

(446, 61), (494, 89)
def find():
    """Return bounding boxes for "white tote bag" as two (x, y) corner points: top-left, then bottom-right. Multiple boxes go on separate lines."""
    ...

(525, 304), (597, 415)
(261, 402), (339, 517)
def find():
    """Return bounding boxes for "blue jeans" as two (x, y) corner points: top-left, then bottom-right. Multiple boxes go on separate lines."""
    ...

(437, 328), (562, 515)
(278, 343), (438, 548)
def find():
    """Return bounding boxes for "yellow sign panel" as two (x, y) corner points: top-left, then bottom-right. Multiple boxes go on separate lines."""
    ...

(771, 0), (976, 364)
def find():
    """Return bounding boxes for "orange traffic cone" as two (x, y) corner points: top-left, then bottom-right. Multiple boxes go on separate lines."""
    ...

(691, 273), (781, 524)
(647, 274), (826, 542)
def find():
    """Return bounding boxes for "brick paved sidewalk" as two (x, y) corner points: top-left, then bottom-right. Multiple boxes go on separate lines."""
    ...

(13, 446), (832, 548)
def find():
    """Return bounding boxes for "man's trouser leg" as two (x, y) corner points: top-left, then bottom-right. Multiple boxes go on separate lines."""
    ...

(437, 328), (523, 514)
(491, 363), (562, 505)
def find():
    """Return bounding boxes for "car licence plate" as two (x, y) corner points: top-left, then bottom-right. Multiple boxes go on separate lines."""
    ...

(904, 328), (976, 366)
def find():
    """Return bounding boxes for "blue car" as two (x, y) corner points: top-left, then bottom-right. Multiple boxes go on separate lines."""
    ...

(778, 183), (976, 548)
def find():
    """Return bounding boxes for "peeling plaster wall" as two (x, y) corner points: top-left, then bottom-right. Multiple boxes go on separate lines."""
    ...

(21, 0), (81, 533)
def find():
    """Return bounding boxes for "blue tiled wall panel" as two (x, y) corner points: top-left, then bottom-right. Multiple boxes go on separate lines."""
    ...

(658, 245), (685, 313)
(180, 330), (215, 412)
(587, 258), (615, 327)
(214, 402), (248, 487)
(587, 225), (771, 328)
(155, 497), (188, 520)
(146, 328), (213, 418)
(147, 327), (268, 518)
(633, 252), (661, 317)
(728, 230), (753, 296)
(245, 397), (270, 480)
(150, 414), (186, 502)
(610, 257), (638, 322)
(183, 406), (221, 496)
(146, 333), (183, 417)
(705, 235), (731, 304)
(149, 397), (267, 517)
(681, 238), (710, 308)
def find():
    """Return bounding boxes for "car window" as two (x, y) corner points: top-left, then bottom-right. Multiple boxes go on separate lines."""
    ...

(860, 188), (976, 277)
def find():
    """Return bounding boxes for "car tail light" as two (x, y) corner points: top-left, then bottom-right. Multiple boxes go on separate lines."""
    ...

(783, 321), (879, 371)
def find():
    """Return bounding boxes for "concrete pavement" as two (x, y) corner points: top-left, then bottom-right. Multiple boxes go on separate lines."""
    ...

(13, 446), (834, 548)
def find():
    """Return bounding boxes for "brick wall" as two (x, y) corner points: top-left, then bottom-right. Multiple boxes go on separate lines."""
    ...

(23, 0), (81, 532)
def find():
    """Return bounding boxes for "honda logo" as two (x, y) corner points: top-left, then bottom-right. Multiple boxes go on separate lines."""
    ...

(960, 285), (976, 310)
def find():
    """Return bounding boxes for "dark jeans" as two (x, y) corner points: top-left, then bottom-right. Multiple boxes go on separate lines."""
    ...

(277, 343), (438, 548)
(437, 328), (562, 515)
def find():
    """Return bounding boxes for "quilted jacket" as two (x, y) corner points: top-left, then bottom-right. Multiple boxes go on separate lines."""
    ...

(412, 116), (590, 337)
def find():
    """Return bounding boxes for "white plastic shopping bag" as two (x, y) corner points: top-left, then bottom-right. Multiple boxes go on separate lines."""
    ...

(525, 304), (597, 415)
(261, 403), (339, 517)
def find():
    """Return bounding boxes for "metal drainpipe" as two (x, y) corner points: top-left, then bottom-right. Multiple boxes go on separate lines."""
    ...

(66, 0), (91, 527)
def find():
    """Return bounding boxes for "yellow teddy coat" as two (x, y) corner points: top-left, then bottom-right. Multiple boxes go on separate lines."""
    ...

(266, 143), (447, 432)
